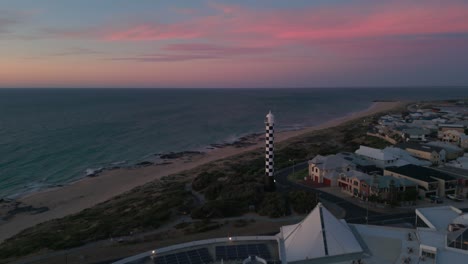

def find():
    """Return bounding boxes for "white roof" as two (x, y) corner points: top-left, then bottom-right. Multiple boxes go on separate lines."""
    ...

(384, 147), (432, 166)
(355, 145), (396, 161)
(416, 206), (462, 230)
(280, 203), (362, 262)
(447, 156), (468, 169)
(341, 170), (371, 181)
(309, 155), (354, 170)
(425, 141), (463, 152)
(418, 228), (446, 248)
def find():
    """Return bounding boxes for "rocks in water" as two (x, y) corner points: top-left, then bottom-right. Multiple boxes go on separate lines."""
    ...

(158, 151), (203, 159)
(0, 200), (50, 220)
(136, 161), (154, 167)
(86, 168), (103, 177)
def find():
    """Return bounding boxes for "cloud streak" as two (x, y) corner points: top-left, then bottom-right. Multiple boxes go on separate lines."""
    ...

(95, 1), (468, 44)
(110, 43), (274, 62)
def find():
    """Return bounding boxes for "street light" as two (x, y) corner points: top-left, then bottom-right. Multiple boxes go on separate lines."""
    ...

(289, 159), (296, 177)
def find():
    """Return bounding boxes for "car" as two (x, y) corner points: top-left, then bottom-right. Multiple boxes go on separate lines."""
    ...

(430, 195), (443, 204)
(454, 195), (464, 202)
(447, 194), (456, 200)
(447, 194), (464, 202)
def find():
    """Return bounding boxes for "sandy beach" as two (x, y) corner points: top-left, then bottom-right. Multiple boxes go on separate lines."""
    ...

(0, 101), (403, 243)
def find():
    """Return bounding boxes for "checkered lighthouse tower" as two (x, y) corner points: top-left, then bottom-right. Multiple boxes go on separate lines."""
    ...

(265, 111), (276, 191)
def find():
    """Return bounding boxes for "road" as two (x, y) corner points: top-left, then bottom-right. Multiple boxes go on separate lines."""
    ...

(274, 162), (468, 226)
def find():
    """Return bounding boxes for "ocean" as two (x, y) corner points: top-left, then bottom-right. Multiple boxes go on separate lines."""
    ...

(0, 87), (467, 199)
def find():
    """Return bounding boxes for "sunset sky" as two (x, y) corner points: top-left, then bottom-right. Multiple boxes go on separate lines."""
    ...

(1, 0), (468, 88)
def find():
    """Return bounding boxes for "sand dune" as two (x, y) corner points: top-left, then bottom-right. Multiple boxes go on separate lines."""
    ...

(0, 101), (403, 243)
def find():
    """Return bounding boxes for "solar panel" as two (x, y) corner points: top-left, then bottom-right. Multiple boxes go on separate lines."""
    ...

(151, 248), (213, 264)
(215, 244), (271, 261)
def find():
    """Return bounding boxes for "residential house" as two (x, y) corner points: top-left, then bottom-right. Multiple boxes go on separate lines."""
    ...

(441, 129), (463, 144)
(402, 128), (429, 142)
(396, 142), (446, 165)
(338, 170), (416, 201)
(366, 175), (417, 201)
(384, 164), (458, 198)
(308, 154), (355, 186)
(424, 141), (464, 160)
(355, 145), (399, 169)
(337, 170), (372, 197)
(383, 147), (432, 167)
(438, 124), (465, 138)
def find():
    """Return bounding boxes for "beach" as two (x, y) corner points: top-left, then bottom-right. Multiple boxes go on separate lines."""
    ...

(0, 101), (403, 243)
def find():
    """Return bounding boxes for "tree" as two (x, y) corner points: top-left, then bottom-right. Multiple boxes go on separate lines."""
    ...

(401, 189), (418, 202)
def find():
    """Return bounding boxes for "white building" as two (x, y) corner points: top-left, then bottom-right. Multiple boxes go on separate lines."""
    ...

(115, 204), (468, 264)
(355, 145), (399, 168)
(308, 154), (355, 186)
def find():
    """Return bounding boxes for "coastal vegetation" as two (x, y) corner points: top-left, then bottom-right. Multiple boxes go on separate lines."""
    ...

(0, 106), (403, 261)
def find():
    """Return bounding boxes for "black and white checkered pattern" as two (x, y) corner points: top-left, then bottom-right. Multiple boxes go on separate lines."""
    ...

(265, 124), (274, 177)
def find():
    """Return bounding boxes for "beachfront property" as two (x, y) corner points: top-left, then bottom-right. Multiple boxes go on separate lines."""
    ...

(384, 164), (458, 198)
(354, 145), (431, 169)
(335, 152), (382, 174)
(355, 145), (399, 168)
(337, 171), (417, 200)
(308, 154), (355, 186)
(395, 142), (446, 165)
(337, 170), (373, 197)
(114, 203), (468, 264)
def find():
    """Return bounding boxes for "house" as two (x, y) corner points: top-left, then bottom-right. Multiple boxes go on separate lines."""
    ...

(337, 170), (417, 200)
(396, 142), (446, 165)
(384, 164), (458, 198)
(336, 152), (382, 174)
(366, 175), (417, 201)
(308, 154), (355, 186)
(355, 145), (399, 168)
(441, 129), (464, 144)
(337, 170), (372, 197)
(383, 146), (432, 167)
(424, 141), (464, 160)
(402, 128), (429, 142)
(438, 124), (465, 137)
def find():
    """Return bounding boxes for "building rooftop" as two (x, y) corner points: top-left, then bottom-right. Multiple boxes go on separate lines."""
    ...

(280, 203), (362, 262)
(355, 145), (396, 161)
(439, 124), (465, 128)
(424, 141), (464, 153)
(416, 206), (463, 230)
(396, 142), (445, 153)
(308, 155), (354, 171)
(363, 175), (416, 189)
(403, 128), (428, 135)
(385, 164), (456, 182)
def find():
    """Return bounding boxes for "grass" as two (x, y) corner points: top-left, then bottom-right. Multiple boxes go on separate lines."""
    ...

(288, 168), (309, 181)
(0, 103), (407, 261)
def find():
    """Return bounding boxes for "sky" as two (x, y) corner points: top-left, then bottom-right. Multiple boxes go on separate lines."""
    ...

(1, 0), (468, 88)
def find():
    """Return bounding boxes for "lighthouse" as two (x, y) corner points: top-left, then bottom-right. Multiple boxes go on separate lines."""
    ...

(265, 111), (276, 191)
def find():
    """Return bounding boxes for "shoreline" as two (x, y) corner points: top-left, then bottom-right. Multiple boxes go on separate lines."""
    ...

(0, 101), (404, 243)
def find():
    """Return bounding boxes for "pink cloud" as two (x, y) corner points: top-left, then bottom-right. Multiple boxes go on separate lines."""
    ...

(109, 43), (274, 62)
(96, 1), (468, 44)
(37, 0), (468, 57)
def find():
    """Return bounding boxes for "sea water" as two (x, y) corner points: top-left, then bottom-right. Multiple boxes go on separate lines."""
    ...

(0, 87), (467, 198)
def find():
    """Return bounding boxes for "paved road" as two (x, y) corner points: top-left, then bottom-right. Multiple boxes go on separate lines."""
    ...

(275, 162), (383, 222)
(275, 162), (468, 226)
